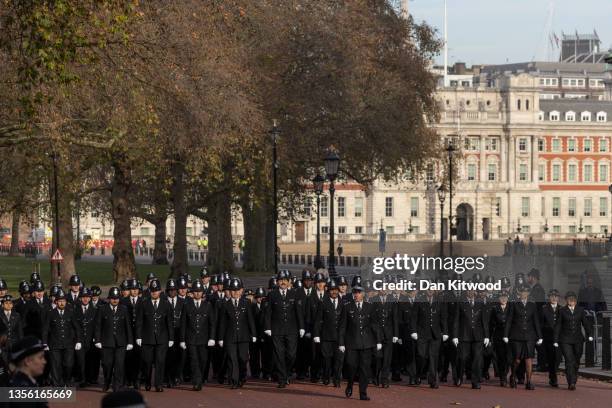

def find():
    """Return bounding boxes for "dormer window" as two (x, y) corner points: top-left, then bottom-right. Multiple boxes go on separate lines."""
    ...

(565, 111), (576, 121)
(549, 111), (560, 121)
(597, 111), (607, 122)
(581, 111), (591, 121)
(538, 111), (544, 121)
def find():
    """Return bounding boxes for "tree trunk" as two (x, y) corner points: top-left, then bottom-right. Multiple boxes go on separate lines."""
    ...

(241, 198), (267, 272)
(57, 206), (76, 284)
(8, 209), (20, 256)
(111, 162), (136, 282)
(152, 217), (168, 265)
(170, 161), (188, 277)
(207, 190), (234, 273)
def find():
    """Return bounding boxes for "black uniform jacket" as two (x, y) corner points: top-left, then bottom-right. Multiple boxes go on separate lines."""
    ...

(95, 303), (133, 347)
(338, 301), (382, 350)
(371, 295), (399, 342)
(136, 298), (174, 345)
(180, 298), (216, 346)
(313, 295), (344, 342)
(453, 300), (489, 341)
(554, 305), (593, 344)
(504, 301), (542, 341)
(413, 298), (448, 340)
(218, 297), (256, 344)
(264, 288), (304, 336)
(42, 308), (81, 349)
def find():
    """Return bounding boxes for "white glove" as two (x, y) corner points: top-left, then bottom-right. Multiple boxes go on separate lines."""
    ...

(484, 338), (490, 347)
(442, 335), (449, 342)
(503, 337), (509, 344)
(44, 346), (49, 351)
(338, 346), (346, 353)
(218, 340), (224, 347)
(392, 337), (398, 344)
(452, 338), (459, 347)
(75, 343), (82, 351)
(252, 337), (257, 343)
(536, 338), (543, 346)
(126, 344), (133, 351)
(180, 342), (187, 350)
(376, 343), (382, 351)
(398, 339), (403, 345)
(168, 341), (174, 348)
(553, 343), (559, 348)
(305, 332), (312, 339)
(588, 337), (594, 342)
(207, 340), (215, 347)
(95, 342), (102, 349)
(264, 330), (272, 336)
(411, 333), (418, 340)
(314, 337), (321, 343)
(136, 339), (142, 346)
(299, 329), (305, 338)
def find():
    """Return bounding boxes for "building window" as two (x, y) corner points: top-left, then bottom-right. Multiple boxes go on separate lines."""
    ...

(526, 99), (530, 110)
(553, 225), (561, 233)
(581, 111), (591, 121)
(584, 164), (593, 182)
(386, 226), (395, 234)
(538, 111), (545, 121)
(321, 226), (329, 234)
(568, 163), (577, 182)
(410, 197), (419, 217)
(541, 197), (545, 216)
(337, 197), (345, 217)
(467, 163), (477, 181)
(304, 199), (312, 217)
(465, 137), (480, 151)
(321, 196), (328, 217)
(412, 226), (420, 234)
(140, 227), (150, 236)
(354, 197), (363, 217)
(597, 112), (607, 122)
(568, 139), (576, 152)
(600, 197), (608, 217)
(495, 198), (501, 216)
(519, 164), (528, 181)
(355, 226), (363, 234)
(601, 225), (609, 235)
(568, 198), (576, 217)
(552, 164), (561, 181)
(519, 138), (527, 151)
(584, 225), (592, 233)
(486, 137), (498, 151)
(426, 164), (434, 182)
(538, 164), (545, 181)
(552, 197), (560, 217)
(600, 164), (609, 182)
(565, 111), (576, 121)
(338, 226), (346, 234)
(385, 197), (393, 217)
(522, 225), (530, 233)
(600, 138), (608, 152)
(521, 197), (530, 217)
(488, 163), (497, 181)
(550, 111), (560, 121)
(584, 198), (592, 217)
(517, 99), (521, 110)
(584, 139), (592, 152)
(538, 139), (545, 151)
(569, 225), (577, 234)
(552, 139), (561, 152)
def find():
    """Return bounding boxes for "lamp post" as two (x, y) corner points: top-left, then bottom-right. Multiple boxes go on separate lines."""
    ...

(437, 184), (447, 257)
(608, 184), (612, 241)
(313, 174), (325, 269)
(270, 120), (281, 274)
(446, 140), (457, 256)
(324, 150), (340, 278)
(51, 152), (61, 282)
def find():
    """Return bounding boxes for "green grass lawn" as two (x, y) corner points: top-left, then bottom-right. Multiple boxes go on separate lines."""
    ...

(0, 255), (268, 293)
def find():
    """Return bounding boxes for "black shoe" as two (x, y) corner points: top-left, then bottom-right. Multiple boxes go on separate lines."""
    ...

(440, 375), (448, 383)
(193, 384), (202, 391)
(472, 383), (481, 389)
(454, 378), (462, 387)
(509, 377), (517, 388)
(483, 372), (490, 380)
(549, 380), (559, 387)
(430, 382), (439, 389)
(323, 379), (330, 385)
(231, 383), (238, 389)
(360, 395), (370, 401)
(277, 382), (286, 388)
(500, 379), (506, 387)
(372, 378), (379, 386)
(526, 382), (535, 390)
(382, 383), (389, 388)
(569, 384), (576, 390)
(333, 380), (341, 388)
(155, 387), (163, 392)
(415, 378), (421, 385)
(145, 384), (151, 391)
(518, 379), (525, 385)
(408, 379), (416, 386)
(392, 375), (402, 382)
(345, 385), (353, 398)
(79, 382), (88, 388)
(102, 385), (110, 392)
(286, 379), (290, 385)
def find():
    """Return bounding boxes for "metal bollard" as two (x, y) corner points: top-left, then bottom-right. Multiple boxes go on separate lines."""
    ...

(585, 313), (596, 367)
(603, 316), (611, 371)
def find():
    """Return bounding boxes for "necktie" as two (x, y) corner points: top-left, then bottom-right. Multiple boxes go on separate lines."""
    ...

(83, 306), (87, 314)
(333, 299), (337, 309)
(113, 306), (117, 314)
(132, 298), (136, 306)
(6, 312), (10, 320)
(60, 310), (63, 317)
(357, 302), (361, 311)
(282, 290), (286, 299)
(320, 293), (323, 300)
(172, 298), (175, 308)
(154, 300), (158, 310)
(196, 301), (200, 308)
(234, 299), (238, 308)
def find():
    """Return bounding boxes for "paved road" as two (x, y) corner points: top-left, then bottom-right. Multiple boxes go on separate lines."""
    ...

(50, 372), (612, 408)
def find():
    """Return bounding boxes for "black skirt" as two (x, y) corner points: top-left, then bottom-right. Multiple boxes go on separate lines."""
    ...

(511, 340), (536, 359)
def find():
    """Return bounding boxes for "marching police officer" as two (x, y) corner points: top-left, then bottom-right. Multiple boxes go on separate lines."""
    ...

(136, 278), (174, 392)
(94, 287), (134, 392)
(14, 281), (31, 317)
(313, 279), (344, 387)
(42, 289), (81, 387)
(264, 270), (305, 388)
(121, 278), (141, 388)
(553, 291), (593, 390)
(218, 278), (256, 389)
(452, 289), (490, 389)
(295, 270), (314, 380)
(74, 288), (97, 387)
(24, 280), (50, 339)
(165, 278), (185, 387)
(67, 275), (82, 305)
(491, 290), (512, 387)
(371, 289), (399, 388)
(398, 283), (419, 385)
(179, 280), (216, 390)
(504, 284), (543, 390)
(541, 289), (562, 387)
(1, 295), (23, 349)
(338, 285), (382, 401)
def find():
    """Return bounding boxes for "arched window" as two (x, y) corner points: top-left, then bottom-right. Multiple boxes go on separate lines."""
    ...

(517, 99), (521, 110)
(526, 99), (530, 111)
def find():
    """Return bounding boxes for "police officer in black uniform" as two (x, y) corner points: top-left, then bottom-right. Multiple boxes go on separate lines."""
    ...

(136, 278), (173, 392)
(24, 280), (50, 340)
(541, 289), (562, 387)
(371, 289), (399, 388)
(74, 288), (97, 387)
(42, 289), (81, 387)
(399, 282), (419, 385)
(165, 278), (185, 387)
(553, 291), (593, 390)
(66, 275), (82, 305)
(8, 336), (48, 408)
(14, 281), (31, 317)
(264, 270), (305, 388)
(339, 285), (382, 401)
(313, 278), (344, 387)
(491, 290), (512, 386)
(179, 280), (216, 390)
(94, 287), (133, 392)
(121, 278), (141, 388)
(1, 295), (23, 349)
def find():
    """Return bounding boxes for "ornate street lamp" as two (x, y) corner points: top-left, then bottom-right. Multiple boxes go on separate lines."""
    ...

(270, 120), (281, 273)
(324, 149), (340, 277)
(437, 184), (447, 256)
(446, 140), (457, 256)
(313, 174), (325, 269)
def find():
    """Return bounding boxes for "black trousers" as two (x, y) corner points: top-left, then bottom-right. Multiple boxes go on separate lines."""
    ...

(102, 346), (126, 390)
(50, 348), (74, 386)
(560, 342), (583, 386)
(272, 335), (298, 383)
(320, 341), (343, 383)
(457, 341), (483, 385)
(345, 348), (373, 398)
(227, 342), (250, 384)
(391, 343), (403, 379)
(494, 339), (512, 380)
(86, 346), (101, 383)
(188, 344), (209, 386)
(141, 344), (168, 387)
(438, 339), (457, 382)
(212, 344), (225, 382)
(249, 340), (263, 378)
(166, 341), (184, 382)
(295, 336), (312, 377)
(261, 337), (274, 378)
(75, 344), (92, 383)
(374, 341), (393, 385)
(310, 341), (323, 380)
(403, 337), (418, 380)
(417, 338), (441, 385)
(125, 346), (140, 385)
(544, 340), (562, 382)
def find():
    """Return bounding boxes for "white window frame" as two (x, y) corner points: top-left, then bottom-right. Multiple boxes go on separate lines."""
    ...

(549, 111), (560, 121)
(581, 111), (591, 121)
(597, 111), (607, 122)
(565, 111), (576, 121)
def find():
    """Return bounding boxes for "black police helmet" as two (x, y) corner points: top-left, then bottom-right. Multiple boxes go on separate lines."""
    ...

(277, 270), (291, 281)
(166, 279), (177, 291)
(31, 280), (44, 292)
(177, 277), (188, 289)
(0, 279), (7, 290)
(302, 270), (313, 280)
(268, 277), (278, 290)
(335, 276), (348, 286)
(314, 272), (326, 283)
(294, 279), (303, 289)
(229, 278), (243, 291)
(108, 287), (121, 299)
(146, 272), (156, 281)
(328, 279), (339, 290)
(19, 280), (30, 294)
(54, 289), (66, 300)
(80, 288), (92, 298)
(351, 275), (362, 287)
(255, 287), (266, 298)
(149, 278), (162, 292)
(200, 267), (210, 278)
(191, 280), (204, 292)
(30, 272), (41, 284)
(91, 286), (102, 296)
(69, 275), (81, 286)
